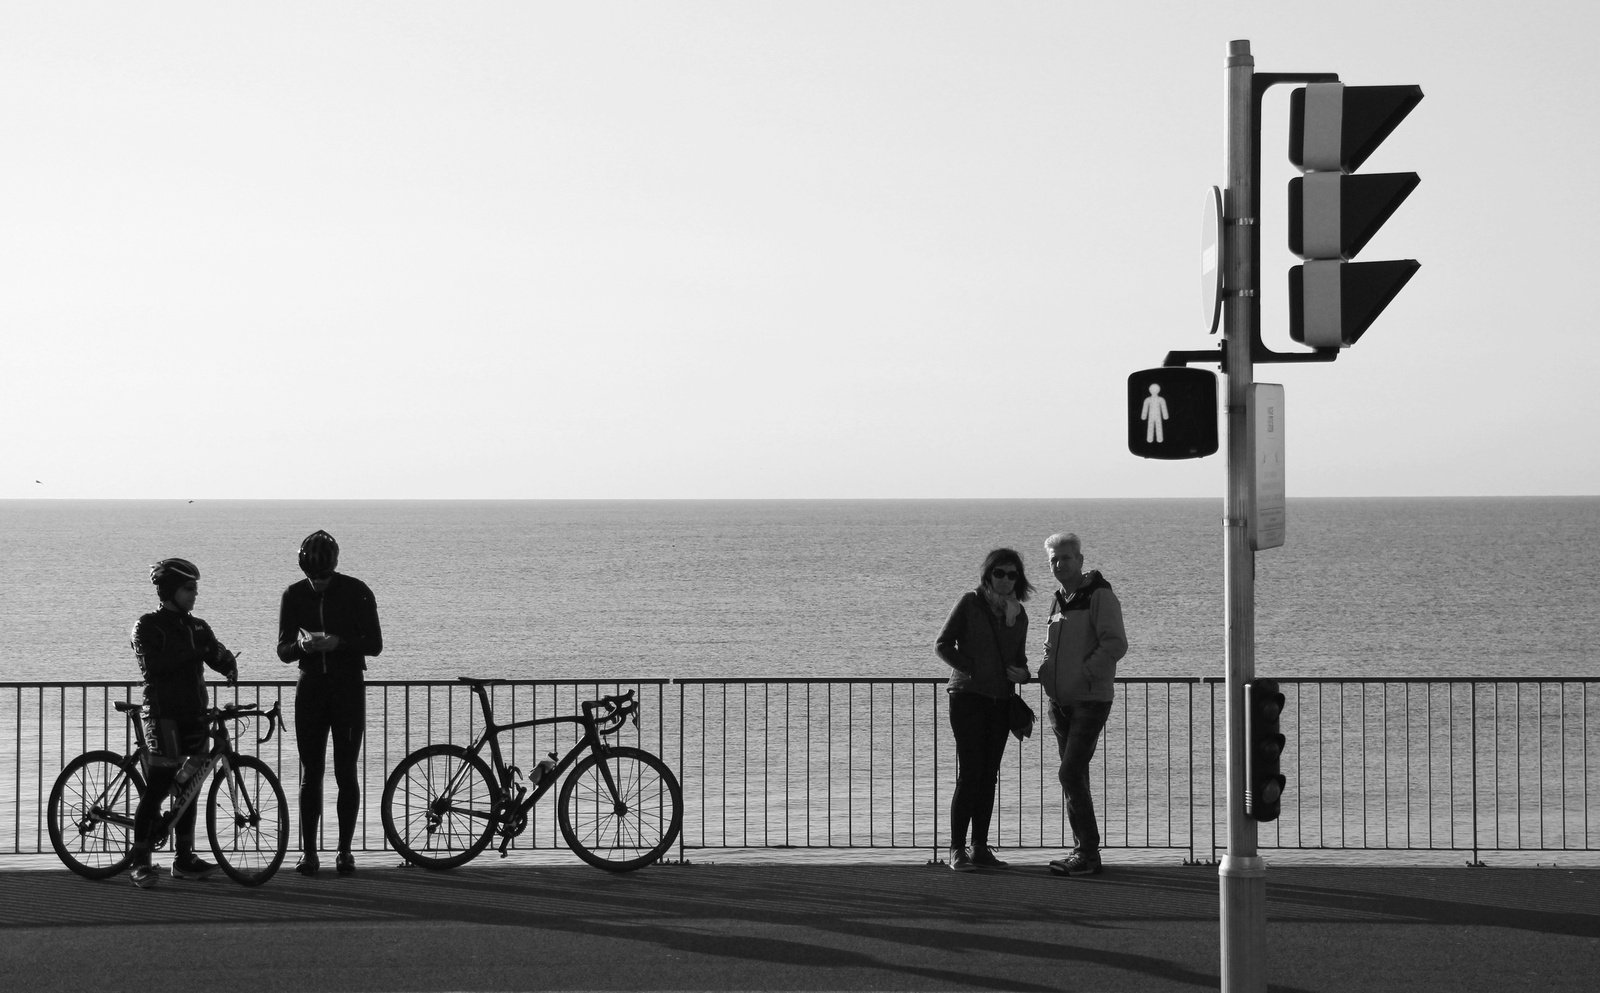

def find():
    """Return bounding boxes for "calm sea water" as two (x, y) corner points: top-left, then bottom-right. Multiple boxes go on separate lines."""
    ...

(0, 498), (1595, 684)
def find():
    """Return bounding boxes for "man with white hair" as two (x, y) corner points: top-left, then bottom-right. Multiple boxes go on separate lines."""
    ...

(1038, 532), (1127, 875)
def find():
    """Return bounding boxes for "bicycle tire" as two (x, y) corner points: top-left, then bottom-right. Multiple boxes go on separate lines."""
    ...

(47, 750), (146, 879)
(207, 754), (289, 887)
(557, 746), (682, 872)
(381, 743), (500, 869)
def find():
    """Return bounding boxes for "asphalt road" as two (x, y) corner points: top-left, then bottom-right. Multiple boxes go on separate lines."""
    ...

(3, 861), (1596, 992)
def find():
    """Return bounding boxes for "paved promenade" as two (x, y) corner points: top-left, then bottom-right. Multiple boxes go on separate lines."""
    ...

(2, 859), (1596, 992)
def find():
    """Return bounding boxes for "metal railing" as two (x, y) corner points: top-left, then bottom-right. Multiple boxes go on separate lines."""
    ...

(3, 677), (1595, 864)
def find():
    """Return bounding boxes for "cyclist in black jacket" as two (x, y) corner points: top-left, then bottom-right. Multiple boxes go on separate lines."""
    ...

(277, 530), (383, 876)
(129, 558), (239, 888)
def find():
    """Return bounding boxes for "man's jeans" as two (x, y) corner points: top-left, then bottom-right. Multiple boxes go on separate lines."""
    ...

(1049, 700), (1113, 855)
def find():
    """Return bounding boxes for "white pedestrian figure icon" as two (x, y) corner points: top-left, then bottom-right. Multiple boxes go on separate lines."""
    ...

(1142, 384), (1170, 443)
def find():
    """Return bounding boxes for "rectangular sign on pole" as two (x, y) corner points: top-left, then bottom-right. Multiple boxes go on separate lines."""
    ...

(1250, 383), (1285, 550)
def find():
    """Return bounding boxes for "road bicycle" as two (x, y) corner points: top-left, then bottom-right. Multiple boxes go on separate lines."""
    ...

(380, 678), (683, 872)
(47, 699), (290, 886)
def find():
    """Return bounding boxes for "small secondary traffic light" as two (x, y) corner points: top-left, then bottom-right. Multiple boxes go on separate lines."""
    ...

(1127, 367), (1218, 460)
(1287, 82), (1422, 348)
(1245, 678), (1287, 822)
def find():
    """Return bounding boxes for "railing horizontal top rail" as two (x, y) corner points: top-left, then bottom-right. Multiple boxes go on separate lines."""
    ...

(4, 675), (1596, 690)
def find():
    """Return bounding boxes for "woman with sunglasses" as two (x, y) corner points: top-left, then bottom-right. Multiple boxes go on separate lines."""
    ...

(935, 547), (1033, 871)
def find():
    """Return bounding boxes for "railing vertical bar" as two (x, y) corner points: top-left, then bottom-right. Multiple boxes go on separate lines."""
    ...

(1537, 681), (1546, 851)
(763, 682), (769, 846)
(1515, 681), (1522, 849)
(934, 681), (940, 857)
(781, 682), (789, 849)
(677, 680), (686, 860)
(36, 687), (45, 851)
(868, 682), (875, 846)
(1164, 683), (1172, 849)
(14, 686), (22, 853)
(1559, 681), (1567, 850)
(1484, 681), (1497, 850)
(1381, 682), (1389, 849)
(1338, 681), (1346, 848)
(1471, 681), (1480, 863)
(1212, 680), (1219, 862)
(745, 681), (752, 844)
(1184, 682), (1194, 861)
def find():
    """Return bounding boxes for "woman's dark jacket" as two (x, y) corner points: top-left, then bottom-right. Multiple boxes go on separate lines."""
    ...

(276, 573), (383, 675)
(935, 589), (1030, 699)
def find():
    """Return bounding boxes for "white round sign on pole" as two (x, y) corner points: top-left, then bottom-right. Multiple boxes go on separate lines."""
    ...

(1201, 186), (1223, 335)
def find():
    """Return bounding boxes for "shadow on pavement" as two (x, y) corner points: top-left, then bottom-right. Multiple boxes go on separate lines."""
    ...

(2, 862), (1595, 992)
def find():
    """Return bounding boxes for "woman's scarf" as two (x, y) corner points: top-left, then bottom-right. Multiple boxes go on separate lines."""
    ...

(982, 585), (1022, 627)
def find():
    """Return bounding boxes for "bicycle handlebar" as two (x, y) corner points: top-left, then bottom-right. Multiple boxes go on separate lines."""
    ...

(210, 701), (284, 745)
(584, 690), (638, 736)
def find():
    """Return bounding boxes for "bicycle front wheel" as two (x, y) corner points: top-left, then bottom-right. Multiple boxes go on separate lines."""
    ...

(558, 746), (682, 872)
(207, 754), (289, 887)
(48, 750), (145, 879)
(381, 743), (500, 869)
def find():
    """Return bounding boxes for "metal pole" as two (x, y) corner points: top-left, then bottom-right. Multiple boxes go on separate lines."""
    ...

(1219, 37), (1267, 993)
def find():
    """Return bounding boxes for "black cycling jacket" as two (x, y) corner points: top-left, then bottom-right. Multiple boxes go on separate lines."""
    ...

(276, 573), (383, 674)
(131, 607), (232, 719)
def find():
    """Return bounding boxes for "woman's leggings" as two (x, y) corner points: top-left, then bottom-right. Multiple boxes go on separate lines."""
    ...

(294, 670), (366, 853)
(947, 691), (1011, 850)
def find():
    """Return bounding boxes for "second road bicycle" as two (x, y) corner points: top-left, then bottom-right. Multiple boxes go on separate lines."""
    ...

(381, 678), (684, 872)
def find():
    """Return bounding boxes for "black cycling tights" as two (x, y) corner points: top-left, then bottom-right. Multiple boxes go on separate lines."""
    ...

(294, 671), (366, 854)
(134, 717), (204, 858)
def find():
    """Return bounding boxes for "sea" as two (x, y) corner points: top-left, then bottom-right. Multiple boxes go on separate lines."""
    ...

(1, 497), (1596, 684)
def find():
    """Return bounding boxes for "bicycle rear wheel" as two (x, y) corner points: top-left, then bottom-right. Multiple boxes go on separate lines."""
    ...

(207, 754), (289, 886)
(48, 750), (145, 879)
(557, 746), (682, 872)
(381, 743), (500, 869)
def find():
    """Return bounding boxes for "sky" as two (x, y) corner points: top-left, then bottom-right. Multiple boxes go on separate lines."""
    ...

(2, 1), (1596, 499)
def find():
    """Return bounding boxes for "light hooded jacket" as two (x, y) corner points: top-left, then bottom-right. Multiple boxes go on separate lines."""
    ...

(1038, 571), (1127, 705)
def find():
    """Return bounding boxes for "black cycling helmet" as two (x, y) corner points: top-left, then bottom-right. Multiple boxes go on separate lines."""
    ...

(299, 530), (339, 579)
(149, 558), (200, 601)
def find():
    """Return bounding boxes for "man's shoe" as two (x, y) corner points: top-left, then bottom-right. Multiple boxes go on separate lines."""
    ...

(295, 852), (321, 876)
(130, 862), (161, 889)
(948, 847), (976, 872)
(172, 853), (218, 879)
(335, 850), (355, 875)
(1048, 851), (1103, 876)
(971, 847), (1009, 868)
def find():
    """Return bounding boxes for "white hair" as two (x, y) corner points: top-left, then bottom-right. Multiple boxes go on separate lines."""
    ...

(1044, 532), (1081, 555)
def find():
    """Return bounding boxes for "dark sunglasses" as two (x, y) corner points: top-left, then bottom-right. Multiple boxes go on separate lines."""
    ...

(989, 568), (1019, 580)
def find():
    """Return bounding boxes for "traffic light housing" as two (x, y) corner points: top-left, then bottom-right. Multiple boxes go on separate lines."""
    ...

(1286, 82), (1422, 349)
(1127, 367), (1218, 459)
(1245, 678), (1286, 822)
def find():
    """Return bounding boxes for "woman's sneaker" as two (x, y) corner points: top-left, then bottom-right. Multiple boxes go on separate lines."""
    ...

(130, 862), (161, 889)
(172, 853), (218, 879)
(335, 850), (355, 875)
(1048, 851), (1103, 876)
(295, 852), (321, 876)
(948, 847), (976, 872)
(971, 847), (1009, 868)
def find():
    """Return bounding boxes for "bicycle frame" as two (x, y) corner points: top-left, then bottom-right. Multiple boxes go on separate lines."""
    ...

(120, 701), (282, 846)
(451, 682), (628, 828)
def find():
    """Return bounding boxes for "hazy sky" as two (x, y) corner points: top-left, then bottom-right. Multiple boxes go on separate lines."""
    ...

(3, 2), (1595, 499)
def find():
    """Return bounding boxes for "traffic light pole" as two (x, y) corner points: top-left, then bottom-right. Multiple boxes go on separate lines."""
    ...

(1219, 38), (1265, 993)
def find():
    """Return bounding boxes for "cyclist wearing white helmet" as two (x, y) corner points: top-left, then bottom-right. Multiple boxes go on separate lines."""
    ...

(276, 530), (383, 876)
(128, 558), (239, 888)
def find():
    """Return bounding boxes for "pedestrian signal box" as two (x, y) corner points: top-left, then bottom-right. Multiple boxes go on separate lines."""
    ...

(1127, 368), (1218, 460)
